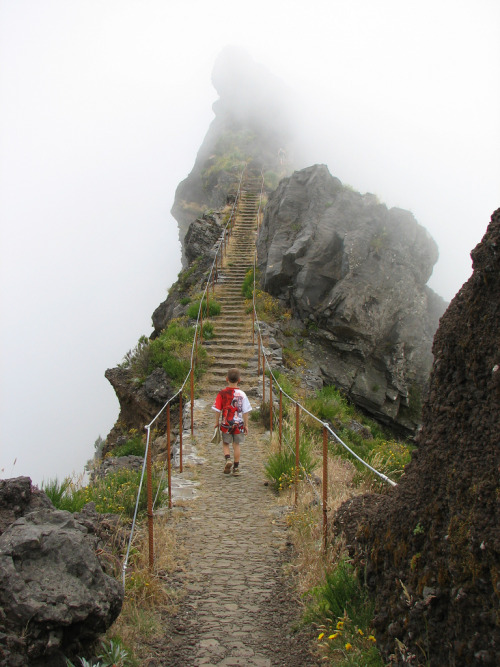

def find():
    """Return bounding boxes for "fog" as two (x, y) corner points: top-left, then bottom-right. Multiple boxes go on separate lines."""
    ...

(1, 0), (499, 486)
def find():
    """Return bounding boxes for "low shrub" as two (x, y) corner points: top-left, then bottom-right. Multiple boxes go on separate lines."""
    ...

(305, 385), (355, 424)
(201, 321), (215, 340)
(265, 441), (317, 491)
(241, 269), (255, 299)
(42, 467), (168, 518)
(113, 434), (145, 458)
(304, 559), (382, 665)
(187, 299), (221, 319)
(147, 319), (207, 387)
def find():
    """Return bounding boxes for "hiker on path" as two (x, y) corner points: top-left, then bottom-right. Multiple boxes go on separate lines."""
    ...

(212, 368), (252, 476)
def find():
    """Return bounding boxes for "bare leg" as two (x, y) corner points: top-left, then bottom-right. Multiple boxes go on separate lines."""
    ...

(232, 443), (240, 464)
(222, 442), (231, 458)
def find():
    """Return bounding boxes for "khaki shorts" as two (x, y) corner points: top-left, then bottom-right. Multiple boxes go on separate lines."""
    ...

(222, 432), (245, 445)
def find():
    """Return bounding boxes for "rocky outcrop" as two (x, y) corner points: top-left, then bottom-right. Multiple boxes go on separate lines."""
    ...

(257, 165), (447, 433)
(0, 478), (123, 666)
(103, 367), (173, 450)
(335, 208), (500, 665)
(151, 209), (224, 335)
(171, 47), (297, 259)
(0, 476), (53, 535)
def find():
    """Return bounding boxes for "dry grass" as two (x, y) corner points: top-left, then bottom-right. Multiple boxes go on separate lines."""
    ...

(278, 454), (362, 598)
(107, 515), (187, 656)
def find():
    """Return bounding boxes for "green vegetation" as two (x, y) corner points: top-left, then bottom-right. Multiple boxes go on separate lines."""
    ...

(112, 433), (145, 458)
(264, 438), (317, 491)
(200, 129), (255, 186)
(187, 298), (221, 319)
(42, 467), (167, 518)
(304, 386), (355, 424)
(201, 321), (215, 340)
(263, 170), (280, 190)
(147, 319), (207, 387)
(241, 268), (255, 299)
(304, 559), (382, 665)
(118, 336), (151, 379)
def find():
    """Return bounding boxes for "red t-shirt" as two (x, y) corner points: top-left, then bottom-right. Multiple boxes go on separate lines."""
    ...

(212, 387), (252, 434)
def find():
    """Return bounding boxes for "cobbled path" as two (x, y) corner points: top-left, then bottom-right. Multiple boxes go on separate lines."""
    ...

(153, 399), (320, 667)
(145, 183), (321, 665)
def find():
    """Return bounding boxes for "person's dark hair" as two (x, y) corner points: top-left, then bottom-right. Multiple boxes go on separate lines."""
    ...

(227, 368), (240, 383)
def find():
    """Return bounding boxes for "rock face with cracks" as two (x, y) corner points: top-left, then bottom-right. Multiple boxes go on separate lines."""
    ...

(0, 478), (123, 666)
(257, 164), (447, 433)
(335, 208), (500, 665)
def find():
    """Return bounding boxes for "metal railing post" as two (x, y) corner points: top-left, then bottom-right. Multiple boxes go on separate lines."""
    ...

(295, 403), (300, 506)
(179, 391), (183, 473)
(323, 425), (328, 552)
(252, 305), (255, 346)
(279, 390), (283, 454)
(262, 356), (266, 403)
(269, 373), (273, 438)
(167, 405), (172, 509)
(190, 367), (194, 436)
(258, 335), (261, 375)
(146, 428), (154, 569)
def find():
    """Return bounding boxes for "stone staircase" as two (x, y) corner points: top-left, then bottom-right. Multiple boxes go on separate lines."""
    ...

(200, 184), (260, 395)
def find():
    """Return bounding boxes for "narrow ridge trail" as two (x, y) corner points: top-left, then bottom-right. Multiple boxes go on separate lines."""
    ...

(147, 185), (321, 666)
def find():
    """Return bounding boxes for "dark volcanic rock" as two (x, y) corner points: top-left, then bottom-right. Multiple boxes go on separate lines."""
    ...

(0, 476), (53, 536)
(0, 490), (123, 666)
(335, 208), (500, 665)
(257, 164), (447, 432)
(152, 210), (223, 335)
(104, 367), (173, 450)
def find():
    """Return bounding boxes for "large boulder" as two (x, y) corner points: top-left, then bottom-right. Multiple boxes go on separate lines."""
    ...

(0, 476), (53, 536)
(0, 480), (123, 666)
(104, 366), (173, 451)
(257, 164), (447, 433)
(335, 208), (500, 665)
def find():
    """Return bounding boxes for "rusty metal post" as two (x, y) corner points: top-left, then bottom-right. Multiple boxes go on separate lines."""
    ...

(206, 288), (210, 318)
(295, 402), (300, 506)
(279, 390), (283, 454)
(269, 373), (273, 438)
(323, 425), (328, 551)
(252, 305), (255, 346)
(212, 268), (215, 294)
(179, 391), (183, 473)
(167, 404), (172, 509)
(262, 354), (266, 403)
(190, 367), (194, 436)
(200, 306), (203, 346)
(258, 335), (261, 375)
(146, 429), (154, 569)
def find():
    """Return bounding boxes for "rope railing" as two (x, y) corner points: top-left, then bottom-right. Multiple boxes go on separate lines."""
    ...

(121, 168), (246, 586)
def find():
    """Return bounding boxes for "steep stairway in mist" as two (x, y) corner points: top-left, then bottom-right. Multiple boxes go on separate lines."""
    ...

(201, 183), (260, 394)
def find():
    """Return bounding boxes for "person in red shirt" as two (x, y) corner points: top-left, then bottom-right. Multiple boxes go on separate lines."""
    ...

(212, 368), (252, 476)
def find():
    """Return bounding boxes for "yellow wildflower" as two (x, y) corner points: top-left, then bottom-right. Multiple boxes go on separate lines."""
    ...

(357, 629), (364, 636)
(317, 633), (325, 640)
(368, 635), (377, 643)
(336, 620), (344, 630)
(328, 633), (339, 640)
(345, 643), (352, 651)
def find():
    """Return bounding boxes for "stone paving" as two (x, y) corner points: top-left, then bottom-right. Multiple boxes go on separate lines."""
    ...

(154, 397), (320, 667)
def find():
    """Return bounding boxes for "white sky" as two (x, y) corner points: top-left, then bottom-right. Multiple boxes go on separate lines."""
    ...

(1, 0), (499, 485)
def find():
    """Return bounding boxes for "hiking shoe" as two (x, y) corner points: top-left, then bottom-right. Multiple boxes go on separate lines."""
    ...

(223, 460), (232, 474)
(232, 467), (241, 476)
